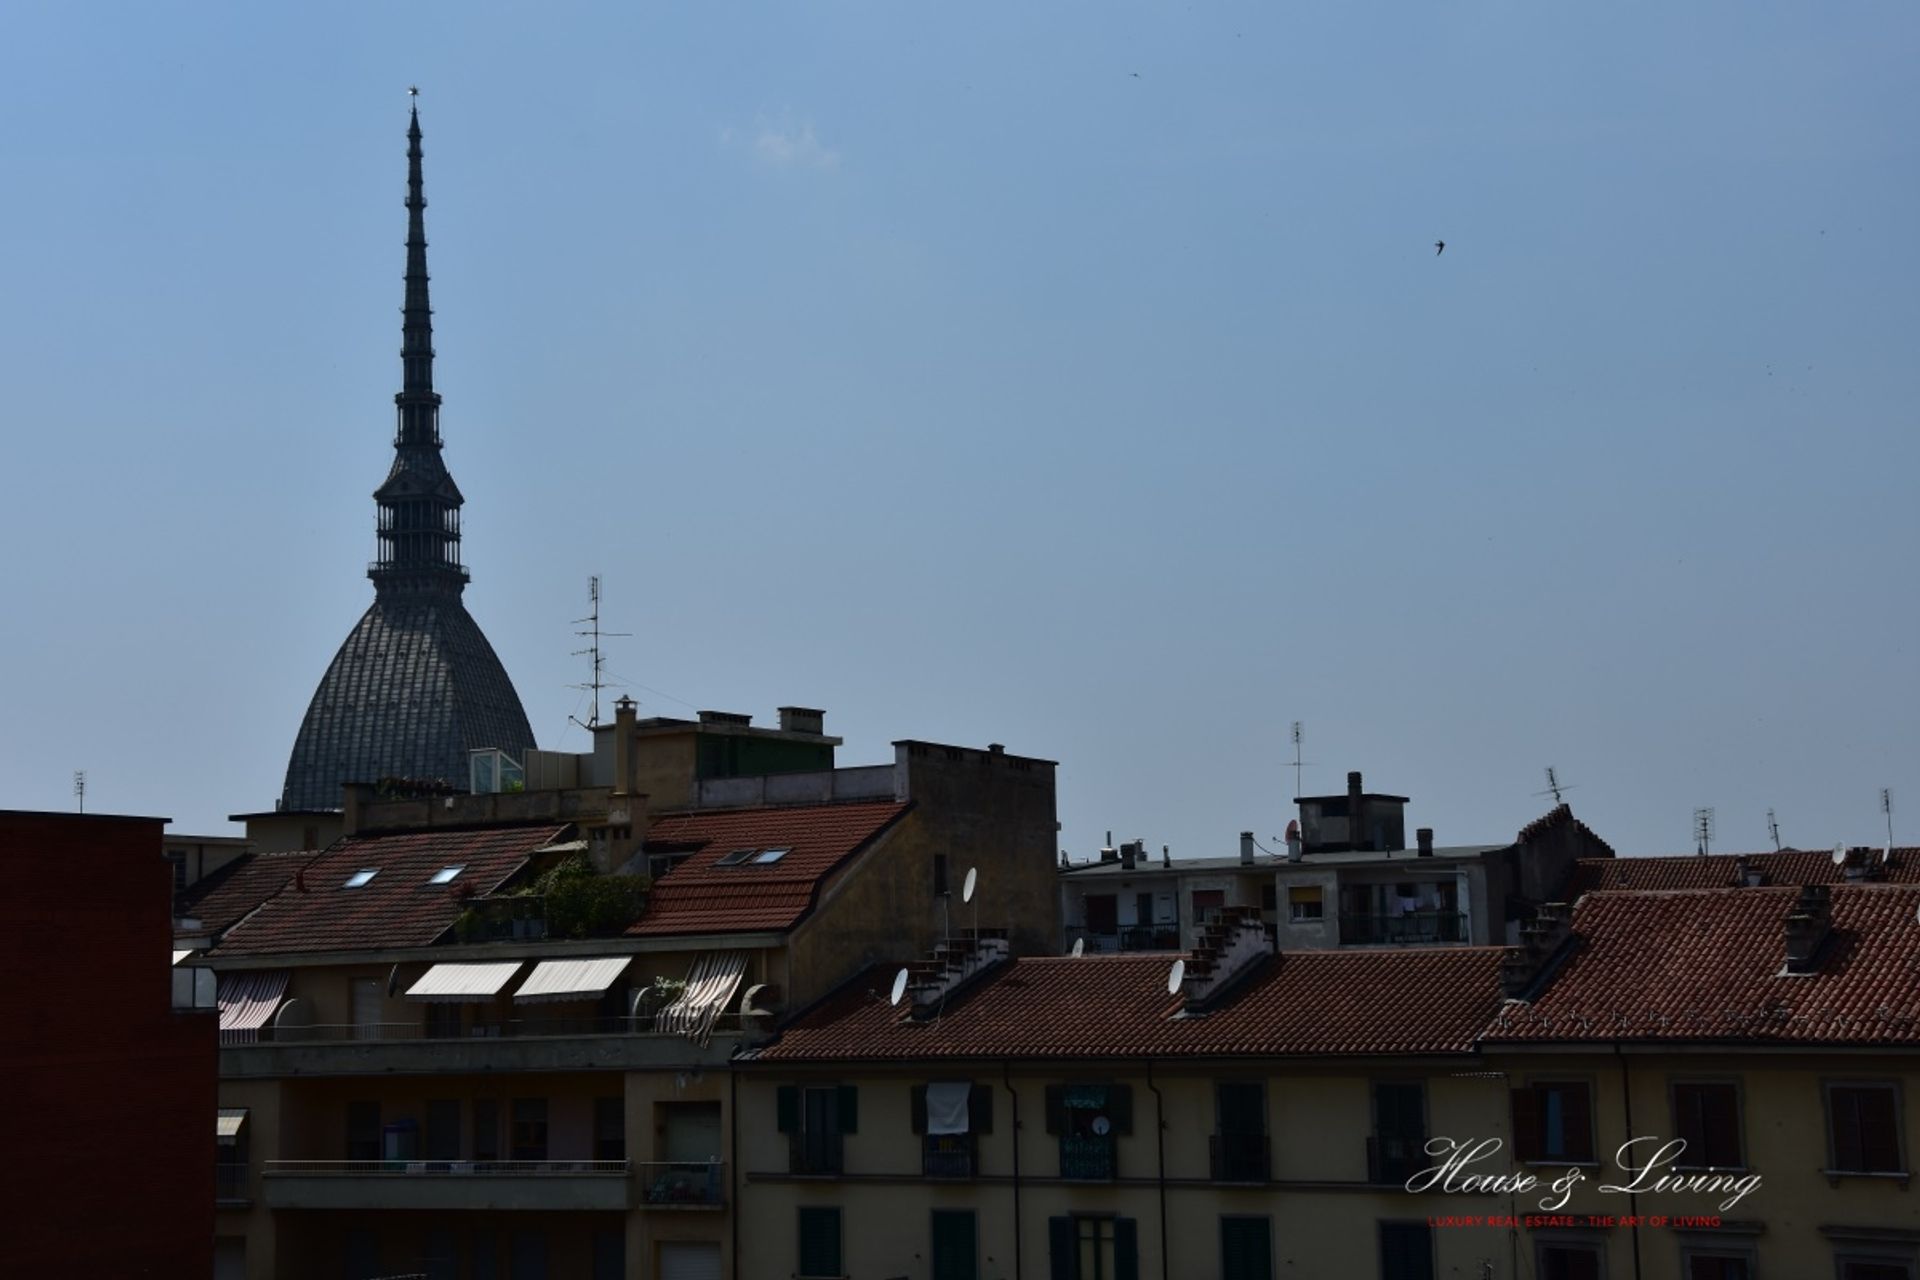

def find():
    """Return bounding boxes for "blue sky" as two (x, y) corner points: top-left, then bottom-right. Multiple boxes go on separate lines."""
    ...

(1, 2), (1914, 858)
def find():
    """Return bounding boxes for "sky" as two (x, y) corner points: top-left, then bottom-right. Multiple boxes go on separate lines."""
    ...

(0, 2), (1914, 860)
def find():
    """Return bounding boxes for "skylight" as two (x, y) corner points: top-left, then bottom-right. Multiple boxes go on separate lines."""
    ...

(715, 848), (757, 867)
(342, 868), (379, 889)
(753, 847), (791, 864)
(428, 865), (465, 885)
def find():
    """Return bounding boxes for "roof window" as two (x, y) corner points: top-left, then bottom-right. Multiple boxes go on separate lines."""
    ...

(342, 868), (379, 889)
(753, 847), (791, 864)
(715, 848), (757, 867)
(428, 865), (465, 885)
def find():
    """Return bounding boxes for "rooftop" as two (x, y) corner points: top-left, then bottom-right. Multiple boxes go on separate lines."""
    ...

(174, 849), (324, 939)
(1566, 847), (1920, 894)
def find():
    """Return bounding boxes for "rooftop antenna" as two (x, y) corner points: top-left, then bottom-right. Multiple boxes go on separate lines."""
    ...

(1883, 788), (1895, 851)
(73, 770), (86, 814)
(568, 575), (631, 733)
(1290, 721), (1304, 800)
(1693, 807), (1715, 856)
(1766, 808), (1782, 853)
(1535, 766), (1575, 807)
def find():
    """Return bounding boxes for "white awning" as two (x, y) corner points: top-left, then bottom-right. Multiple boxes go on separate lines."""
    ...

(216, 1108), (249, 1143)
(512, 957), (631, 1004)
(405, 961), (523, 1002)
(172, 949), (193, 967)
(657, 952), (749, 1046)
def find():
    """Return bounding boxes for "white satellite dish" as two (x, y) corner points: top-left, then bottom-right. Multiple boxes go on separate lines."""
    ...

(1832, 843), (1848, 866)
(1913, 901), (1920, 928)
(1167, 958), (1186, 995)
(962, 866), (978, 904)
(888, 968), (910, 1006)
(1070, 937), (1085, 958)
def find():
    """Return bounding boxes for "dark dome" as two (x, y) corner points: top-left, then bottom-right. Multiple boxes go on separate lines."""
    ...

(280, 593), (535, 811)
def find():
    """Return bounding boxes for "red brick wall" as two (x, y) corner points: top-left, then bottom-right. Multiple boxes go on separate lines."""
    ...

(0, 811), (216, 1276)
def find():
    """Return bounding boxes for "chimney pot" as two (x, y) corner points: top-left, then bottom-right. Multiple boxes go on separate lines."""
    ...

(777, 706), (825, 735)
(1239, 831), (1256, 865)
(1417, 827), (1434, 857)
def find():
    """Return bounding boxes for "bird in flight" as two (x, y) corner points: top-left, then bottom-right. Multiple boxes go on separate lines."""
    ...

(1434, 240), (1445, 256)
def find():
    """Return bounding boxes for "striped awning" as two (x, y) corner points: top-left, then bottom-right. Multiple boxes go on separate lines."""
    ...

(405, 961), (523, 1002)
(657, 952), (749, 1046)
(513, 957), (631, 1004)
(216, 1108), (248, 1142)
(217, 970), (289, 1046)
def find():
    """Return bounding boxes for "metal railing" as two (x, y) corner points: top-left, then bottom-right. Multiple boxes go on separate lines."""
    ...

(1367, 1134), (1427, 1185)
(1209, 1132), (1270, 1182)
(264, 1159), (630, 1176)
(246, 1013), (746, 1045)
(215, 1162), (250, 1203)
(637, 1160), (725, 1206)
(1064, 926), (1181, 954)
(1058, 1134), (1116, 1181)
(923, 1133), (977, 1178)
(1339, 912), (1468, 945)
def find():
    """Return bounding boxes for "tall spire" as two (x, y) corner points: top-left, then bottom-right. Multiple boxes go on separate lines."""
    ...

(371, 95), (467, 594)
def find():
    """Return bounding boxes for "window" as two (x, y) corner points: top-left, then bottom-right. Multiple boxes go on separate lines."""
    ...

(473, 1100), (500, 1162)
(1192, 889), (1227, 923)
(1288, 886), (1323, 922)
(510, 1098), (548, 1161)
(1511, 1080), (1595, 1163)
(934, 853), (950, 897)
(1671, 1081), (1744, 1168)
(1828, 1082), (1904, 1174)
(1047, 1083), (1131, 1180)
(753, 846), (791, 864)
(509, 1232), (548, 1280)
(1839, 1262), (1915, 1280)
(778, 1084), (858, 1174)
(346, 1100), (381, 1162)
(1538, 1243), (1603, 1280)
(715, 848), (756, 867)
(591, 1230), (623, 1280)
(931, 1209), (978, 1280)
(425, 1002), (462, 1039)
(1047, 1216), (1138, 1280)
(912, 1082), (993, 1176)
(425, 1099), (460, 1162)
(594, 1096), (625, 1161)
(1221, 1216), (1272, 1280)
(342, 868), (378, 888)
(797, 1207), (841, 1279)
(1684, 1252), (1753, 1280)
(428, 864), (464, 884)
(1380, 1223), (1434, 1280)
(1372, 1082), (1427, 1183)
(1084, 895), (1119, 936)
(1212, 1082), (1268, 1181)
(167, 851), (187, 894)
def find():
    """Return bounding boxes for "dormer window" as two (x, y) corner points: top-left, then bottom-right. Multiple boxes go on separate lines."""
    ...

(343, 869), (379, 889)
(428, 865), (464, 885)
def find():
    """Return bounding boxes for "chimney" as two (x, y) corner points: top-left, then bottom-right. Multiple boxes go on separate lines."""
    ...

(1784, 884), (1833, 974)
(1239, 831), (1256, 866)
(1347, 771), (1367, 850)
(1416, 827), (1434, 857)
(1842, 846), (1882, 883)
(1500, 903), (1573, 998)
(778, 706), (825, 736)
(1120, 840), (1138, 871)
(697, 710), (751, 727)
(1162, 844), (1171, 868)
(1733, 855), (1764, 887)
(612, 695), (637, 798)
(1181, 907), (1274, 1011)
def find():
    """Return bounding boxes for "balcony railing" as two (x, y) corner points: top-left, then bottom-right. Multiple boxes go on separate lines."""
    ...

(215, 1162), (250, 1204)
(1064, 926), (1181, 954)
(1059, 1134), (1116, 1181)
(1339, 912), (1468, 945)
(1209, 1132), (1271, 1183)
(253, 1013), (745, 1044)
(265, 1159), (630, 1176)
(923, 1133), (977, 1178)
(1367, 1134), (1428, 1185)
(638, 1160), (725, 1207)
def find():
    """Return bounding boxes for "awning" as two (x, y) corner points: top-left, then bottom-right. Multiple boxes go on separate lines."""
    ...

(926, 1081), (971, 1136)
(405, 961), (523, 1002)
(217, 970), (290, 1046)
(172, 949), (193, 967)
(513, 957), (631, 1004)
(657, 952), (748, 1047)
(216, 1108), (249, 1143)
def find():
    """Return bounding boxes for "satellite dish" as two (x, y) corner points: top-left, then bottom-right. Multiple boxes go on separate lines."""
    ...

(1914, 900), (1920, 928)
(1070, 937), (1085, 958)
(1881, 845), (1892, 864)
(962, 867), (978, 903)
(1832, 843), (1848, 866)
(888, 968), (910, 1007)
(1167, 958), (1186, 995)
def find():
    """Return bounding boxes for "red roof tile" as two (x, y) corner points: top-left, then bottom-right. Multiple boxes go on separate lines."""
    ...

(628, 801), (910, 937)
(212, 824), (567, 956)
(1565, 848), (1920, 895)
(1517, 803), (1616, 857)
(174, 850), (323, 939)
(754, 946), (1507, 1062)
(1487, 886), (1920, 1045)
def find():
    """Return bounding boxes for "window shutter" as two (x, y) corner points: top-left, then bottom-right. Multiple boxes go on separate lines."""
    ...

(1509, 1087), (1542, 1162)
(1047, 1217), (1075, 1280)
(1859, 1087), (1899, 1171)
(1830, 1087), (1863, 1170)
(911, 1085), (928, 1135)
(1110, 1084), (1134, 1135)
(1221, 1217), (1273, 1280)
(1114, 1217), (1140, 1280)
(776, 1086), (799, 1135)
(797, 1207), (841, 1278)
(836, 1084), (859, 1135)
(1703, 1086), (1741, 1167)
(971, 1084), (994, 1134)
(1045, 1085), (1066, 1135)
(1561, 1083), (1594, 1162)
(1673, 1084), (1704, 1157)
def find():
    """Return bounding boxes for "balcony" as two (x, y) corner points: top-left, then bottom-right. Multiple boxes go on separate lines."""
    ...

(1339, 912), (1468, 946)
(1209, 1132), (1271, 1183)
(638, 1160), (725, 1208)
(1059, 1134), (1116, 1181)
(262, 1159), (632, 1212)
(923, 1134), (977, 1179)
(1368, 1134), (1428, 1185)
(221, 1014), (744, 1078)
(215, 1162), (251, 1206)
(1064, 925), (1182, 954)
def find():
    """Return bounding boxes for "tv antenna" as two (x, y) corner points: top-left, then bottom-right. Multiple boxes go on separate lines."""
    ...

(73, 770), (86, 814)
(1883, 788), (1896, 850)
(1766, 808), (1782, 853)
(1536, 766), (1574, 806)
(1693, 807), (1715, 856)
(1290, 721), (1305, 799)
(567, 576), (631, 733)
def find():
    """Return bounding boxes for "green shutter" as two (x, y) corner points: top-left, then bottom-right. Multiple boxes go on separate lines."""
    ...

(836, 1084), (859, 1135)
(1380, 1222), (1434, 1280)
(970, 1084), (993, 1134)
(1114, 1217), (1139, 1280)
(1044, 1085), (1066, 1135)
(1221, 1217), (1272, 1280)
(1047, 1217), (1075, 1280)
(798, 1207), (841, 1278)
(931, 1209), (977, 1280)
(1509, 1087), (1541, 1162)
(777, 1085), (799, 1135)
(1110, 1084), (1134, 1135)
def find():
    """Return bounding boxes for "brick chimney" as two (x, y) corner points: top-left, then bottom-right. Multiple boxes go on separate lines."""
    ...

(1842, 847), (1883, 883)
(1500, 903), (1573, 999)
(1180, 907), (1273, 1011)
(1417, 827), (1434, 857)
(1784, 884), (1833, 974)
(778, 706), (825, 735)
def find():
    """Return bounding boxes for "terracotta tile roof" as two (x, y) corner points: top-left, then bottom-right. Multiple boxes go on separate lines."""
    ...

(1487, 886), (1920, 1045)
(1565, 848), (1920, 895)
(174, 850), (323, 939)
(212, 824), (567, 956)
(1517, 803), (1616, 857)
(628, 801), (910, 937)
(752, 946), (1507, 1062)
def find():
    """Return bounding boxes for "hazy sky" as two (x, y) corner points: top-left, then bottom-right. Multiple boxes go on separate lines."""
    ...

(2, 3), (1914, 859)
